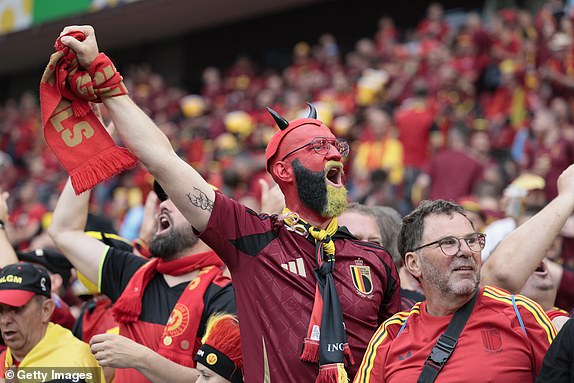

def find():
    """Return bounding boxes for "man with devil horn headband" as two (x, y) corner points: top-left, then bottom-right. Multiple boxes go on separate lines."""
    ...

(56, 25), (400, 382)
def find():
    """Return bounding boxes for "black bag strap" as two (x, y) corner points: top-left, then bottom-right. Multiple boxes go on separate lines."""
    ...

(417, 291), (479, 383)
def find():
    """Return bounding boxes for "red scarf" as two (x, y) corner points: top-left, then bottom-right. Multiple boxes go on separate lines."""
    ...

(113, 251), (226, 367)
(40, 32), (137, 194)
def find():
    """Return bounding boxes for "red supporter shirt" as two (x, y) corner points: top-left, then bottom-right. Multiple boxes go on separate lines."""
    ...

(100, 247), (236, 383)
(395, 104), (436, 168)
(72, 296), (118, 343)
(546, 307), (569, 321)
(429, 149), (484, 201)
(50, 293), (76, 330)
(198, 192), (401, 382)
(355, 286), (555, 383)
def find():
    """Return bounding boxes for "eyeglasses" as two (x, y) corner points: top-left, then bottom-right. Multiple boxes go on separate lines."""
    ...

(410, 232), (486, 256)
(280, 137), (350, 161)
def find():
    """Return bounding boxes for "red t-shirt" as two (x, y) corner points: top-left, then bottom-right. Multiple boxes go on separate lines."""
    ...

(429, 149), (484, 201)
(198, 192), (401, 382)
(355, 286), (555, 382)
(395, 104), (435, 168)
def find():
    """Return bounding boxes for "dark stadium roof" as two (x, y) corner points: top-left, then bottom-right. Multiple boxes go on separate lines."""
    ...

(0, 0), (325, 76)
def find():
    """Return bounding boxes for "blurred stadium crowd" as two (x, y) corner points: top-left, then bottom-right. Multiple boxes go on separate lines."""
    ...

(2, 1), (574, 305)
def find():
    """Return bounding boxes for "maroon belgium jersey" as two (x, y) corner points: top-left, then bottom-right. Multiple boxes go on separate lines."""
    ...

(198, 192), (400, 382)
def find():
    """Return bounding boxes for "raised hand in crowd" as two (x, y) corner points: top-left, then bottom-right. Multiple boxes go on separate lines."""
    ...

(0, 189), (18, 267)
(60, 25), (215, 234)
(258, 178), (285, 214)
(482, 163), (574, 293)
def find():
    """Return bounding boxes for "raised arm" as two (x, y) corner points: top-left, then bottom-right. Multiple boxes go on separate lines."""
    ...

(0, 191), (18, 267)
(47, 179), (106, 285)
(481, 164), (574, 292)
(58, 25), (214, 232)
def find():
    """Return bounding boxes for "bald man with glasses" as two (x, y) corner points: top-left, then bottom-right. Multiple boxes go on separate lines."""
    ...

(355, 199), (555, 383)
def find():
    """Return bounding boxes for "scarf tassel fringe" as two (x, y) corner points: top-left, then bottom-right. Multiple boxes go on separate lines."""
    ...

(316, 363), (348, 383)
(300, 338), (320, 363)
(70, 147), (137, 194)
(111, 296), (140, 324)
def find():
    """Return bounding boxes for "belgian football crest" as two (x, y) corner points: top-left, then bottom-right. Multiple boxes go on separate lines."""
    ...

(350, 263), (373, 295)
(481, 328), (502, 352)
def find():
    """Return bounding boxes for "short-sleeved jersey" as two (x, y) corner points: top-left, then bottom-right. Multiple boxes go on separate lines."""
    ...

(354, 286), (556, 383)
(546, 307), (569, 322)
(99, 247), (236, 383)
(198, 192), (401, 382)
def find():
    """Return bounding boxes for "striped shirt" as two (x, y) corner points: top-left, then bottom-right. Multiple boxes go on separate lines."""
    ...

(355, 285), (555, 383)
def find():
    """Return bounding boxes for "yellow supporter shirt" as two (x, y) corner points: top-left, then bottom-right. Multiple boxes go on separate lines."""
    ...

(3, 322), (105, 382)
(353, 139), (404, 185)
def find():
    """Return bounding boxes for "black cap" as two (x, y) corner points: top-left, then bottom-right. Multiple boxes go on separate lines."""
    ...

(0, 263), (51, 306)
(18, 248), (72, 288)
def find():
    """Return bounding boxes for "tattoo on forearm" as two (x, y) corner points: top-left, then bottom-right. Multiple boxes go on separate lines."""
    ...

(187, 188), (214, 212)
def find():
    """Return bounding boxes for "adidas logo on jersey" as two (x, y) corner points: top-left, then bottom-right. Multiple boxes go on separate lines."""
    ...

(281, 258), (307, 278)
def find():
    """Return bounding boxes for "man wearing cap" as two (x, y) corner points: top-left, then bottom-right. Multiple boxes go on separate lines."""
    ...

(56, 25), (400, 382)
(0, 190), (78, 331)
(49, 177), (235, 383)
(17, 249), (76, 331)
(0, 263), (104, 382)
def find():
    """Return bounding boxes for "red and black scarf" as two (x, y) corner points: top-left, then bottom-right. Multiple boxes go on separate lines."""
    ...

(40, 32), (137, 194)
(113, 251), (226, 367)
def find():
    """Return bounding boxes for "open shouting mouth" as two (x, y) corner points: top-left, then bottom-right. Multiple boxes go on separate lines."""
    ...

(325, 162), (344, 187)
(156, 209), (172, 235)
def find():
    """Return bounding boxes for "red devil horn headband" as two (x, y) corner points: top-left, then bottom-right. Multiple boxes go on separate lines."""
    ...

(264, 103), (322, 171)
(266, 103), (317, 130)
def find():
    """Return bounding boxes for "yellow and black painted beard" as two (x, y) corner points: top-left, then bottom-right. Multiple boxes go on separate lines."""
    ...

(292, 159), (347, 218)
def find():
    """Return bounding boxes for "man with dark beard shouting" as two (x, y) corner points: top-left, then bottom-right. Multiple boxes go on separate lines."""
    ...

(48, 179), (236, 383)
(55, 25), (400, 383)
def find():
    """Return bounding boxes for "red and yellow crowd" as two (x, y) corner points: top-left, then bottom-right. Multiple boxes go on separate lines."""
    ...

(3, 1), (574, 382)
